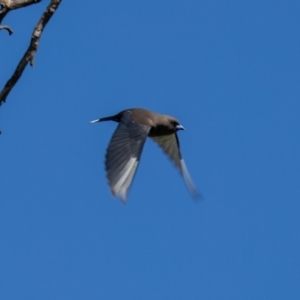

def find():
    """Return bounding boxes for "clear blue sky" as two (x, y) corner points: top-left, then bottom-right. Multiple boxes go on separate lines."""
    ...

(1, 1), (300, 299)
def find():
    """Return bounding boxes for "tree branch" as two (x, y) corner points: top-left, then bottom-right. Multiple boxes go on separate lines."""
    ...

(0, 0), (62, 105)
(2, 0), (41, 9)
(0, 0), (42, 23)
(0, 24), (13, 34)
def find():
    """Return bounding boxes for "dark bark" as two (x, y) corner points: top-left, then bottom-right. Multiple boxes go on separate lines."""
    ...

(0, 0), (62, 105)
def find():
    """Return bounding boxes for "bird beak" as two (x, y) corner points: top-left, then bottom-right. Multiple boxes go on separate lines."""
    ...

(89, 119), (101, 124)
(176, 124), (185, 131)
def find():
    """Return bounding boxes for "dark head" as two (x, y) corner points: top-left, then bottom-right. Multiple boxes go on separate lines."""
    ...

(149, 115), (185, 136)
(168, 118), (185, 132)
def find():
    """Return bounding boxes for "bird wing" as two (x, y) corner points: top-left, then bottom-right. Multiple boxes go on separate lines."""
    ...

(151, 133), (200, 198)
(105, 111), (151, 202)
(151, 133), (182, 169)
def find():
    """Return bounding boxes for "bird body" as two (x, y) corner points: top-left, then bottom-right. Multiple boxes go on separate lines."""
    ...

(92, 108), (181, 134)
(91, 108), (199, 202)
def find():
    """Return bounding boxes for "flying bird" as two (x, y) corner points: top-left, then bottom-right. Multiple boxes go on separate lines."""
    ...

(90, 108), (200, 202)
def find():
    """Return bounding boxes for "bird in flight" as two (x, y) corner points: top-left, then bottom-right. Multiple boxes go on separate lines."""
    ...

(90, 108), (200, 203)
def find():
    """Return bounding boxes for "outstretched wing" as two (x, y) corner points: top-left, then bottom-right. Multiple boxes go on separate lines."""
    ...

(105, 111), (150, 202)
(151, 133), (200, 198)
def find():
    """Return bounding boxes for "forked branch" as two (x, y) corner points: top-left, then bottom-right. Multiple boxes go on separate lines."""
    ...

(0, 0), (62, 105)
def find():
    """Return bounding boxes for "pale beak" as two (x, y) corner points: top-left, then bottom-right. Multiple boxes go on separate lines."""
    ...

(176, 124), (185, 131)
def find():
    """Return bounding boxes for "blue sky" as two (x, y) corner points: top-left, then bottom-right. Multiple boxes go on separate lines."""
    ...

(1, 1), (300, 299)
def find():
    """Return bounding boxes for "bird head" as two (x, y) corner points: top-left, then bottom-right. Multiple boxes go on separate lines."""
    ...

(169, 119), (185, 131)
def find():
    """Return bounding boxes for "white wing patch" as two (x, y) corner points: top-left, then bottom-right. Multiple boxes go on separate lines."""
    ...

(180, 159), (200, 197)
(111, 157), (139, 202)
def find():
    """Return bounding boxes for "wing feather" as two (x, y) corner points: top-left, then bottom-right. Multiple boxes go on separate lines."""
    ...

(151, 133), (200, 198)
(105, 111), (150, 202)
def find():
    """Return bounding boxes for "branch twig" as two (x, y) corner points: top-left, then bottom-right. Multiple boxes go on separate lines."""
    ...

(0, 24), (13, 34)
(0, 0), (42, 23)
(0, 0), (62, 105)
(2, 0), (41, 9)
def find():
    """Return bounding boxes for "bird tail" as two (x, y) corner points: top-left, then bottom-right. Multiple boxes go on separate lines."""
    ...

(90, 115), (118, 123)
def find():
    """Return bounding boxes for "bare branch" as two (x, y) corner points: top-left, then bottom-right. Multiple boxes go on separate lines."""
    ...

(0, 0), (62, 105)
(0, 0), (11, 9)
(0, 0), (41, 10)
(0, 9), (9, 23)
(0, 24), (13, 34)
(0, 0), (42, 23)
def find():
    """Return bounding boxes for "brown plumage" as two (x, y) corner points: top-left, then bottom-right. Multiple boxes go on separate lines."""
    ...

(90, 108), (200, 202)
